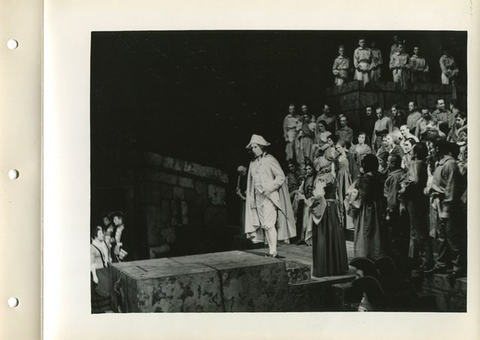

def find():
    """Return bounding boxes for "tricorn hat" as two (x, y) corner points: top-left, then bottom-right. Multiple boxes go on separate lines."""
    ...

(246, 134), (271, 149)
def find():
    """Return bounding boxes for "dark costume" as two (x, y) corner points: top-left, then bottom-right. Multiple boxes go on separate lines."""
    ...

(347, 171), (387, 260)
(312, 174), (349, 277)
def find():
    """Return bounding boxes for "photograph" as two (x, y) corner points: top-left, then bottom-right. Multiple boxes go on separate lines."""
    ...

(89, 30), (468, 313)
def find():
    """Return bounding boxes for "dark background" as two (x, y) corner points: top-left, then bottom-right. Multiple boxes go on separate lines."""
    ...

(91, 30), (467, 225)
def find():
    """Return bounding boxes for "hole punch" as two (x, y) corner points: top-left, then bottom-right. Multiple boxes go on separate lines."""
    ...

(7, 297), (19, 308)
(7, 39), (18, 50)
(8, 169), (19, 180)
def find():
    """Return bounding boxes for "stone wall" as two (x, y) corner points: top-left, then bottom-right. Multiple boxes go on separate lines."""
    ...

(91, 147), (229, 260)
(321, 81), (467, 132)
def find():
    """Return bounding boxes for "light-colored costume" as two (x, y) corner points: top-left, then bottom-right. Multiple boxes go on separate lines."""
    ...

(353, 47), (371, 85)
(390, 52), (410, 90)
(409, 55), (429, 83)
(439, 54), (459, 85)
(283, 113), (300, 161)
(245, 136), (297, 252)
(332, 55), (350, 86)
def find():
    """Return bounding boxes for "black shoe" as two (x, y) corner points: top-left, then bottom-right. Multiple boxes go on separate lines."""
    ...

(295, 240), (306, 245)
(424, 266), (447, 276)
(265, 253), (279, 258)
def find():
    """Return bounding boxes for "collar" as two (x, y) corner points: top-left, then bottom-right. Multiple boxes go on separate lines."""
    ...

(255, 152), (267, 160)
(388, 168), (404, 176)
(438, 155), (454, 165)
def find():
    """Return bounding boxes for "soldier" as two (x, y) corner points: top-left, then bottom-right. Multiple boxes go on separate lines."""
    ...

(283, 103), (300, 161)
(389, 43), (410, 90)
(431, 99), (455, 129)
(406, 101), (422, 134)
(439, 48), (459, 85)
(370, 40), (383, 81)
(332, 45), (350, 86)
(353, 38), (372, 85)
(409, 46), (429, 83)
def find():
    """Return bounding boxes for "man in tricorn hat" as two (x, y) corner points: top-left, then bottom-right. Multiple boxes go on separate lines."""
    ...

(244, 134), (296, 258)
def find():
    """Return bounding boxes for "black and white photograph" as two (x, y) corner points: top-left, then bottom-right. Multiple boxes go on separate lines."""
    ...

(89, 30), (468, 313)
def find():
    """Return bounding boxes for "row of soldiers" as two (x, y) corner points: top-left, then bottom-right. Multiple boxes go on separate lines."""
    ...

(332, 36), (459, 90)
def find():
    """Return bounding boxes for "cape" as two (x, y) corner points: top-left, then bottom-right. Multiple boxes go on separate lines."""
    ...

(245, 154), (297, 243)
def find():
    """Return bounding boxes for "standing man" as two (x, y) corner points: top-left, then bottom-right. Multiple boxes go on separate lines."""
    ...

(283, 103), (300, 162)
(425, 138), (466, 280)
(372, 107), (393, 152)
(439, 48), (459, 85)
(399, 125), (419, 152)
(244, 134), (297, 257)
(332, 45), (350, 86)
(236, 165), (248, 233)
(317, 104), (338, 134)
(406, 101), (422, 135)
(390, 43), (410, 90)
(110, 211), (130, 262)
(353, 38), (372, 86)
(432, 99), (455, 129)
(409, 46), (429, 83)
(389, 104), (407, 129)
(415, 108), (439, 141)
(370, 40), (383, 82)
(384, 154), (410, 275)
(390, 35), (400, 59)
(336, 115), (354, 144)
(360, 106), (377, 146)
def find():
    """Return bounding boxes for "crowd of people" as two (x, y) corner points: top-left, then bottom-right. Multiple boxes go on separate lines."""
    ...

(332, 35), (459, 90)
(90, 211), (129, 313)
(238, 95), (467, 283)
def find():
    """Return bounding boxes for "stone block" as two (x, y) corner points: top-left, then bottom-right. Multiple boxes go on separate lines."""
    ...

(178, 177), (194, 189)
(285, 261), (311, 284)
(160, 183), (173, 200)
(112, 258), (224, 312)
(173, 187), (184, 200)
(208, 184), (226, 205)
(184, 161), (228, 184)
(172, 251), (289, 312)
(143, 152), (164, 168)
(162, 156), (175, 170)
(151, 171), (178, 186)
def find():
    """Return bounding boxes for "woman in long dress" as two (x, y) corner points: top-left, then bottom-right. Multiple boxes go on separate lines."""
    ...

(335, 141), (354, 231)
(296, 160), (317, 245)
(346, 154), (387, 260)
(310, 148), (349, 277)
(91, 226), (112, 313)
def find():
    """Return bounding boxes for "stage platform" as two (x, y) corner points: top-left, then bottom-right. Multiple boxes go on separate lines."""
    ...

(111, 242), (357, 312)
